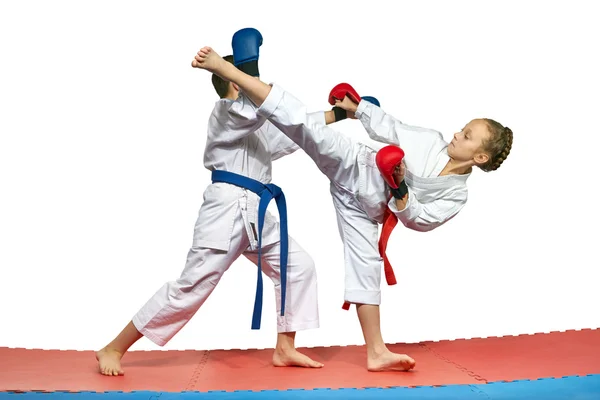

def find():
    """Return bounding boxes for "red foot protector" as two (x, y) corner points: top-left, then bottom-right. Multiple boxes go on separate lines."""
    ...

(328, 83), (361, 105)
(1, 329), (599, 393)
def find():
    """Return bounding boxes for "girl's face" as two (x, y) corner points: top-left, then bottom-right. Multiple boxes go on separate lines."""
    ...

(448, 119), (491, 165)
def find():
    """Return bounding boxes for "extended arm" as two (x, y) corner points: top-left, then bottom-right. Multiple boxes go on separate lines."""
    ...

(333, 96), (441, 153)
(355, 100), (441, 146)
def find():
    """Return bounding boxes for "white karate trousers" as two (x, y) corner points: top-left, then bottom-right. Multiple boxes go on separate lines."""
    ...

(132, 188), (320, 346)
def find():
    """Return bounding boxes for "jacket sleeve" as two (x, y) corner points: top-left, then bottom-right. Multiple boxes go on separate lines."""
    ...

(354, 100), (442, 148)
(388, 188), (467, 232)
(209, 95), (268, 143)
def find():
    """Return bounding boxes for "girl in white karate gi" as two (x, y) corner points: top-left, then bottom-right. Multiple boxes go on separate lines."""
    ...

(96, 55), (326, 376)
(191, 46), (513, 372)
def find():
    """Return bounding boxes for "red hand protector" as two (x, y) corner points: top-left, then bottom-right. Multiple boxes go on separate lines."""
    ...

(375, 145), (405, 189)
(328, 83), (361, 105)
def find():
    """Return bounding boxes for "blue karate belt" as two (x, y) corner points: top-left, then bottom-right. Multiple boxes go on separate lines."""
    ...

(211, 170), (288, 330)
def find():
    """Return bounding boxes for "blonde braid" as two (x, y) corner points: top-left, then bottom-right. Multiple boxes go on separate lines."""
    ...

(481, 120), (513, 172)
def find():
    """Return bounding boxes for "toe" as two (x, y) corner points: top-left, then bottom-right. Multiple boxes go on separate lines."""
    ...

(305, 357), (324, 368)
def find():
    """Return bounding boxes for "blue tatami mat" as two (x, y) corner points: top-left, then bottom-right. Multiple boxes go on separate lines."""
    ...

(3, 374), (600, 400)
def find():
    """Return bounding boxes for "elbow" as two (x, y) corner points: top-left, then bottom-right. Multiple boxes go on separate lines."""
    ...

(367, 126), (399, 145)
(402, 210), (460, 232)
(398, 213), (446, 232)
(402, 220), (441, 232)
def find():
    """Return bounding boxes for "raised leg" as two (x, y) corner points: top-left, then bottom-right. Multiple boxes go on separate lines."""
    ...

(192, 47), (361, 191)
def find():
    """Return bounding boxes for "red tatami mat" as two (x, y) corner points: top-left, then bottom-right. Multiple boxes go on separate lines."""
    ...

(423, 328), (600, 382)
(1, 348), (206, 392)
(1, 329), (599, 393)
(193, 342), (479, 392)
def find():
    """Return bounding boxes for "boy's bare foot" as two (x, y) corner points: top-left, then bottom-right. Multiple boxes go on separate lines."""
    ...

(367, 349), (416, 372)
(96, 346), (124, 376)
(273, 347), (324, 368)
(191, 46), (227, 74)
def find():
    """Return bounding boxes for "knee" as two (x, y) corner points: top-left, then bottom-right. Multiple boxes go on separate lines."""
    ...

(174, 268), (222, 294)
(346, 258), (382, 288)
(290, 252), (317, 282)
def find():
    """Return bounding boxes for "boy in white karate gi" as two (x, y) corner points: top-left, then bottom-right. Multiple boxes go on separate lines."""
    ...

(96, 49), (326, 376)
(191, 45), (513, 372)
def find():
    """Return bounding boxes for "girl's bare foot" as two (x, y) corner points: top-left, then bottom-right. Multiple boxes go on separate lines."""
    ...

(272, 347), (324, 368)
(191, 46), (227, 74)
(367, 349), (416, 372)
(334, 97), (358, 119)
(96, 346), (124, 376)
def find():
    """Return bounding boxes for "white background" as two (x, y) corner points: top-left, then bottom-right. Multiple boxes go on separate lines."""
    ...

(1, 0), (599, 352)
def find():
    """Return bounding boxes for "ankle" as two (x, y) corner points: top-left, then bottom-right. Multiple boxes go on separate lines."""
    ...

(275, 332), (296, 353)
(367, 344), (389, 358)
(275, 343), (296, 354)
(101, 344), (124, 355)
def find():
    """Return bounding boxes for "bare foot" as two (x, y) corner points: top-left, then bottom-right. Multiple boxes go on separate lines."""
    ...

(272, 348), (324, 368)
(96, 347), (124, 376)
(367, 350), (416, 372)
(191, 46), (226, 73)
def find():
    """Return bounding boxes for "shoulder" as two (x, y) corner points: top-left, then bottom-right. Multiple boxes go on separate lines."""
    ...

(211, 95), (251, 112)
(425, 128), (449, 148)
(255, 119), (275, 134)
(209, 98), (232, 115)
(403, 122), (449, 147)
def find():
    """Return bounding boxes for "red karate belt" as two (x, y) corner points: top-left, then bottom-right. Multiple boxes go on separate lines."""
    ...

(342, 199), (398, 310)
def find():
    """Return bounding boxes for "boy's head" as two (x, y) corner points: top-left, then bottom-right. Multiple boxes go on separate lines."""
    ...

(211, 55), (239, 100)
